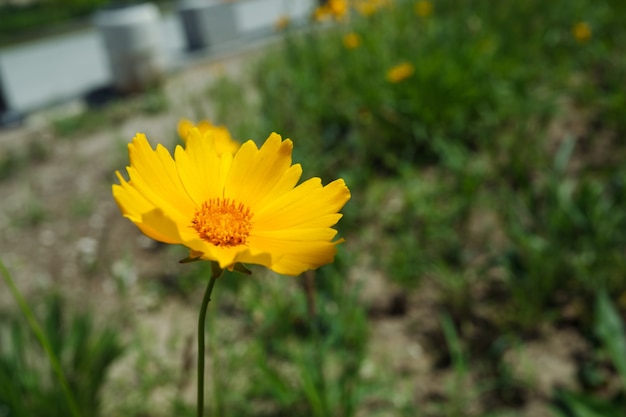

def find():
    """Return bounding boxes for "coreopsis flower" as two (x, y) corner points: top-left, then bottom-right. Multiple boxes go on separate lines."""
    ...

(386, 62), (414, 83)
(343, 32), (361, 49)
(275, 15), (290, 31)
(112, 130), (351, 276)
(572, 21), (592, 43)
(328, 0), (349, 18)
(314, 0), (349, 21)
(354, 0), (377, 16)
(414, 0), (432, 17)
(354, 0), (393, 16)
(177, 119), (239, 156)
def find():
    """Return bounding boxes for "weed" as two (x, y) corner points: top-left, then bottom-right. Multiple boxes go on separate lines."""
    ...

(0, 294), (124, 417)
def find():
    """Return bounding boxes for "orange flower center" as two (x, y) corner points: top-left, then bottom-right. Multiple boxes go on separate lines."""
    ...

(191, 198), (253, 247)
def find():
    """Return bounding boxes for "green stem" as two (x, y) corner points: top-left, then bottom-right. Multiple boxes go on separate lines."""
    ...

(197, 262), (222, 417)
(0, 257), (81, 417)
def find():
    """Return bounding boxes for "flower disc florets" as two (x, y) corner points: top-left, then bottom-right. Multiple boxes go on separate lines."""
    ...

(191, 198), (253, 247)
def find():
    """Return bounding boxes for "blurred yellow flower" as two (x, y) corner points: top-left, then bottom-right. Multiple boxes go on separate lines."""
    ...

(275, 15), (290, 31)
(354, 0), (393, 16)
(572, 21), (592, 43)
(329, 0), (349, 18)
(113, 130), (351, 275)
(355, 3), (376, 16)
(386, 62), (414, 83)
(314, 0), (349, 21)
(177, 119), (239, 156)
(343, 32), (361, 49)
(354, 0), (377, 16)
(414, 0), (433, 17)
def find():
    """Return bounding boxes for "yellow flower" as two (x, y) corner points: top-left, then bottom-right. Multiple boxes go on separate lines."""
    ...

(313, 6), (327, 21)
(354, 0), (393, 16)
(112, 130), (351, 276)
(275, 15), (290, 31)
(414, 0), (432, 17)
(329, 0), (349, 18)
(177, 119), (239, 156)
(386, 62), (414, 83)
(343, 32), (361, 49)
(314, 0), (348, 21)
(572, 21), (592, 43)
(354, 1), (377, 16)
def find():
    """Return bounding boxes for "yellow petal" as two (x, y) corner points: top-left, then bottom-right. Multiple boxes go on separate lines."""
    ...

(113, 178), (181, 244)
(125, 134), (196, 224)
(247, 237), (342, 276)
(177, 119), (195, 142)
(174, 128), (227, 206)
(211, 126), (240, 155)
(224, 133), (295, 210)
(254, 178), (350, 230)
(183, 236), (276, 270)
(252, 228), (338, 241)
(177, 119), (239, 155)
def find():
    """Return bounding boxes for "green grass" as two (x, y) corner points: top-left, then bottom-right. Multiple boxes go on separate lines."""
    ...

(234, 0), (626, 413)
(249, 0), (626, 323)
(0, 294), (124, 417)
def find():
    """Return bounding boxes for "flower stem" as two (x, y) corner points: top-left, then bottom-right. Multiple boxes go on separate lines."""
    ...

(0, 257), (81, 417)
(197, 262), (222, 417)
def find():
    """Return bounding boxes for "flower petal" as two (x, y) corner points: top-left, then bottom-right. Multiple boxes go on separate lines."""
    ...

(113, 176), (181, 244)
(124, 134), (196, 225)
(247, 236), (342, 276)
(254, 178), (351, 230)
(183, 236), (276, 270)
(174, 128), (227, 206)
(177, 119), (195, 142)
(224, 133), (296, 210)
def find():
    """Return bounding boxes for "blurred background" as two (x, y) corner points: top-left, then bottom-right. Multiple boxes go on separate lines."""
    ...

(1, 0), (626, 416)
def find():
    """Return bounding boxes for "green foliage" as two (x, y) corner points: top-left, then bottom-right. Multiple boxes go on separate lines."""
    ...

(594, 291), (626, 390)
(553, 292), (626, 417)
(499, 143), (626, 328)
(224, 0), (626, 413)
(207, 75), (261, 142)
(0, 149), (21, 181)
(224, 258), (373, 416)
(254, 0), (569, 177)
(0, 294), (124, 417)
(553, 391), (626, 417)
(0, 140), (48, 182)
(246, 0), (626, 325)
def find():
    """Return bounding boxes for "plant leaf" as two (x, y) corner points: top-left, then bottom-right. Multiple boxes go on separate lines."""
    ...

(595, 290), (626, 389)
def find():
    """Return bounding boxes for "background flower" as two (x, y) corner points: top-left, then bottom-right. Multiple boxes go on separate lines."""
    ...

(414, 0), (433, 17)
(177, 119), (240, 156)
(314, 0), (349, 21)
(386, 61), (415, 83)
(572, 21), (592, 42)
(343, 32), (361, 49)
(275, 15), (290, 31)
